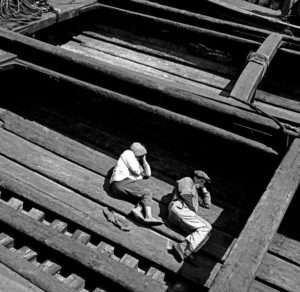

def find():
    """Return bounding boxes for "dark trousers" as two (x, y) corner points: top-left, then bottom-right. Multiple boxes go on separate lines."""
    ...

(111, 179), (153, 207)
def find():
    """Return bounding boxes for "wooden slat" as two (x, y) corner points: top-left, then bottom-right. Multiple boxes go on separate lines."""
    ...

(62, 40), (222, 97)
(82, 29), (300, 114)
(269, 233), (300, 266)
(0, 262), (44, 292)
(256, 253), (300, 292)
(230, 33), (283, 102)
(0, 244), (72, 292)
(74, 33), (229, 92)
(209, 138), (300, 292)
(0, 272), (43, 292)
(249, 280), (281, 292)
(0, 158), (221, 287)
(0, 201), (166, 292)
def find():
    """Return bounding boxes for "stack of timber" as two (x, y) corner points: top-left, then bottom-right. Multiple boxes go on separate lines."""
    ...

(5, 4), (300, 152)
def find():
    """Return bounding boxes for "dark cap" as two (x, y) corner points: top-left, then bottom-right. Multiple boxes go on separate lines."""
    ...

(130, 142), (147, 157)
(194, 170), (211, 182)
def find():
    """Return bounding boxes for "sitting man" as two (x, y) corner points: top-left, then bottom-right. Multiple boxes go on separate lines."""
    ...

(168, 170), (212, 261)
(110, 142), (162, 225)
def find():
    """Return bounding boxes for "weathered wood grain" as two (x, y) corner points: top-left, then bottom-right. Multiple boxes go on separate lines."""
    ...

(73, 34), (228, 92)
(256, 253), (300, 292)
(0, 201), (167, 292)
(62, 40), (222, 96)
(230, 33), (283, 102)
(209, 138), (300, 292)
(0, 245), (72, 292)
(0, 262), (43, 292)
(269, 233), (300, 266)
(249, 280), (281, 292)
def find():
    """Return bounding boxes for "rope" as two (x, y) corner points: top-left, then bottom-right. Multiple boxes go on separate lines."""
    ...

(0, 0), (54, 26)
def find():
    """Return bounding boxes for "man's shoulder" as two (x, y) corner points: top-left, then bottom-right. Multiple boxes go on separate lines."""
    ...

(177, 177), (194, 185)
(121, 149), (135, 159)
(176, 177), (194, 192)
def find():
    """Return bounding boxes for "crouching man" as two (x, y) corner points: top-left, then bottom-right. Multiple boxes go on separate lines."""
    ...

(168, 170), (212, 261)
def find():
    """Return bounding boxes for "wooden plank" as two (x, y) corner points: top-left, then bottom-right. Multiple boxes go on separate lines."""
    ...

(269, 233), (300, 266)
(0, 201), (167, 292)
(256, 253), (300, 292)
(0, 158), (222, 286)
(249, 280), (281, 292)
(0, 262), (44, 292)
(230, 33), (283, 102)
(0, 272), (44, 292)
(0, 110), (243, 237)
(0, 244), (72, 292)
(62, 41), (223, 97)
(209, 138), (300, 292)
(74, 33), (230, 91)
(16, 58), (283, 140)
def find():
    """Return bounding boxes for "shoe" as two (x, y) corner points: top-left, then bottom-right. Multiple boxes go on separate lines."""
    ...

(144, 217), (163, 226)
(131, 208), (145, 223)
(172, 242), (186, 262)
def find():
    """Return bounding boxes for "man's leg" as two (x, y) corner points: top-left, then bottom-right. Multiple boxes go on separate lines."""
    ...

(169, 204), (211, 260)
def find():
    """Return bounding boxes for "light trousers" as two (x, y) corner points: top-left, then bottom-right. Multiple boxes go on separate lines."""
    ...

(168, 200), (212, 252)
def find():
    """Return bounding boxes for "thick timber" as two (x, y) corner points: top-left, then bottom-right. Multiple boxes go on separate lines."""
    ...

(209, 138), (300, 292)
(15, 61), (279, 154)
(0, 201), (166, 292)
(230, 33), (283, 103)
(0, 244), (73, 292)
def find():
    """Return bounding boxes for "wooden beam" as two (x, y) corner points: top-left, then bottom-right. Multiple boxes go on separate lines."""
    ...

(256, 253), (300, 292)
(208, 138), (300, 292)
(230, 33), (283, 103)
(0, 246), (72, 292)
(0, 201), (166, 292)
(15, 61), (279, 155)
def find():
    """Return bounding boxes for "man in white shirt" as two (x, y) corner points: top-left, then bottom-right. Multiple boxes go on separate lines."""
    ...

(168, 170), (212, 262)
(110, 142), (163, 225)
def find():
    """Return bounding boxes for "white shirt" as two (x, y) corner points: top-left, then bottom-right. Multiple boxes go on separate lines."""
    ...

(110, 150), (150, 183)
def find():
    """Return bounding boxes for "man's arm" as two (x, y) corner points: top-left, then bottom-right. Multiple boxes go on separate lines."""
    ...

(141, 156), (151, 178)
(122, 151), (142, 176)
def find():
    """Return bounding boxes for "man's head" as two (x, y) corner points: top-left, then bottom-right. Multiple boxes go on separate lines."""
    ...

(193, 170), (211, 187)
(130, 142), (147, 159)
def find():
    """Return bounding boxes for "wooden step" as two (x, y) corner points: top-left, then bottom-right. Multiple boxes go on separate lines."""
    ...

(63, 274), (85, 290)
(71, 230), (91, 245)
(120, 254), (139, 269)
(26, 208), (45, 222)
(50, 220), (68, 233)
(16, 246), (38, 262)
(40, 260), (62, 275)
(7, 197), (23, 210)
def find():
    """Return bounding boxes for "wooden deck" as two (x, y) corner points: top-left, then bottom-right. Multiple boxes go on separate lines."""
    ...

(0, 3), (299, 291)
